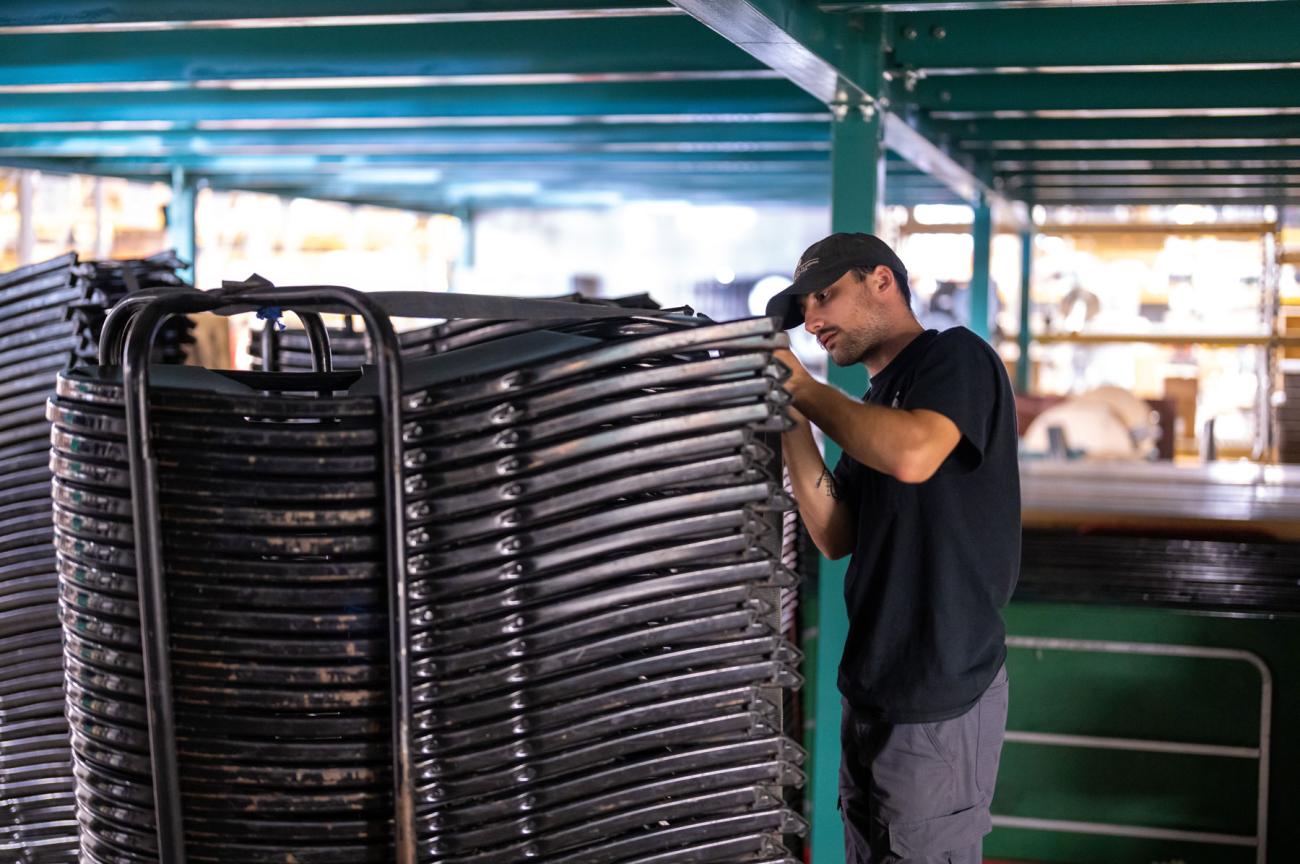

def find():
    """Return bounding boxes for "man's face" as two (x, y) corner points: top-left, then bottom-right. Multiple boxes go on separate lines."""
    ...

(799, 267), (891, 367)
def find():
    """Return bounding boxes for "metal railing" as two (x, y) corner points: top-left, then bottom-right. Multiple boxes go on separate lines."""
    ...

(996, 635), (1272, 864)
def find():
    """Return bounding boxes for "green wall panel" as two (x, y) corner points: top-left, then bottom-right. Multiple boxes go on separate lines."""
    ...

(990, 601), (1300, 864)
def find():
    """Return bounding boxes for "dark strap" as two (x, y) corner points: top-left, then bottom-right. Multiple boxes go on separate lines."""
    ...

(217, 276), (669, 322)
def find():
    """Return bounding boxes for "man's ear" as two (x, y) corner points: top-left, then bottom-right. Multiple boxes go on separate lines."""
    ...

(873, 265), (895, 297)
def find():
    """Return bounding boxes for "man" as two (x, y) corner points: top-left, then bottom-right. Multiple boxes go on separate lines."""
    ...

(767, 233), (1019, 863)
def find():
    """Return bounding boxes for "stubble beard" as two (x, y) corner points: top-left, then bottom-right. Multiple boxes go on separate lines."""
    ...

(828, 321), (885, 367)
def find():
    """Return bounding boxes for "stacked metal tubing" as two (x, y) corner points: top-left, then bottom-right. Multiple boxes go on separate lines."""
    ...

(48, 285), (806, 864)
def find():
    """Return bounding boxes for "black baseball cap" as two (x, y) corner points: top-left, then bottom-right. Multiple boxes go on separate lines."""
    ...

(765, 232), (908, 330)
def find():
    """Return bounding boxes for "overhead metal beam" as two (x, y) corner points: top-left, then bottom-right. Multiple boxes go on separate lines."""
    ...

(670, 0), (1023, 221)
(0, 78), (821, 125)
(972, 138), (1300, 152)
(823, 0), (1295, 9)
(1016, 187), (1300, 203)
(883, 113), (981, 201)
(1007, 174), (1300, 188)
(998, 163), (1300, 176)
(0, 1), (680, 32)
(939, 115), (1300, 144)
(0, 151), (835, 176)
(909, 69), (1300, 113)
(0, 149), (928, 173)
(669, 0), (882, 104)
(0, 156), (961, 211)
(0, 121), (832, 158)
(887, 2), (1300, 71)
(993, 149), (1300, 167)
(0, 17), (757, 88)
(0, 70), (788, 96)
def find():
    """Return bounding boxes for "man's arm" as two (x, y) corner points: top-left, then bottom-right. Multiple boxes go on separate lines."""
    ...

(780, 407), (856, 560)
(775, 349), (962, 485)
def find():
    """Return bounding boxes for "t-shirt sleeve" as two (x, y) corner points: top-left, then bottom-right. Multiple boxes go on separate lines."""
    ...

(902, 328), (1000, 471)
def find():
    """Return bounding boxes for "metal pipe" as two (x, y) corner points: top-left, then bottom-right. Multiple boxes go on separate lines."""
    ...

(259, 313), (279, 372)
(1016, 229), (1033, 393)
(990, 815), (1257, 848)
(970, 194), (993, 340)
(298, 311), (333, 372)
(120, 296), (196, 864)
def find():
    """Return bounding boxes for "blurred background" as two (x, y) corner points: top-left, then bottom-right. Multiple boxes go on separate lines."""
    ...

(4, 167), (1296, 465)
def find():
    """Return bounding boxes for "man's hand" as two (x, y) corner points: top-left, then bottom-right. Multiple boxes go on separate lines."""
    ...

(773, 347), (814, 407)
(771, 347), (963, 485)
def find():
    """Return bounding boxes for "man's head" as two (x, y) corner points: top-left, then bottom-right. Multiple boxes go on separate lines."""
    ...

(765, 233), (913, 367)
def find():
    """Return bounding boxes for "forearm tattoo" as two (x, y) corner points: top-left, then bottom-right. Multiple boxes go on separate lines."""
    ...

(815, 467), (843, 501)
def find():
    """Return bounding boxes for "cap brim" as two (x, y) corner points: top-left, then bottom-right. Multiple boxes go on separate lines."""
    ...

(764, 266), (848, 330)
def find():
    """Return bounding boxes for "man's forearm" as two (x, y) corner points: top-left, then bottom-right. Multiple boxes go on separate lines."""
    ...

(789, 376), (955, 484)
(781, 416), (854, 559)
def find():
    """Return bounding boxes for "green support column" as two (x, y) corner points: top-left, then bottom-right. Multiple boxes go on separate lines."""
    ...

(811, 101), (883, 864)
(1017, 229), (1034, 393)
(458, 207), (476, 273)
(970, 194), (992, 340)
(167, 165), (197, 284)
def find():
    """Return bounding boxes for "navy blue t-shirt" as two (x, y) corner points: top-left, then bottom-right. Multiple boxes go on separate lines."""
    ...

(833, 327), (1020, 723)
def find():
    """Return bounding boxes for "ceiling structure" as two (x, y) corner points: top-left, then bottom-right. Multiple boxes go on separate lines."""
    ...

(0, 1), (1297, 213)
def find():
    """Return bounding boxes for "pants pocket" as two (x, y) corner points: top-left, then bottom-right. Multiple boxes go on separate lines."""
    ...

(888, 803), (991, 859)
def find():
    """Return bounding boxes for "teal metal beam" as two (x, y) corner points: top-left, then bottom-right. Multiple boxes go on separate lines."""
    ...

(832, 110), (886, 231)
(1001, 165), (1300, 178)
(0, 1), (678, 30)
(166, 166), (196, 281)
(800, 107), (887, 864)
(7, 151), (834, 175)
(824, 0), (1295, 8)
(0, 151), (960, 209)
(993, 148), (1300, 167)
(969, 193), (991, 339)
(888, 2), (1300, 70)
(0, 79), (821, 125)
(458, 207), (475, 270)
(670, 0), (885, 105)
(910, 69), (1300, 113)
(1016, 229), (1032, 393)
(0, 121), (833, 158)
(942, 116), (1300, 145)
(1009, 188), (1300, 204)
(669, 0), (1007, 212)
(1009, 174), (1300, 188)
(0, 17), (757, 88)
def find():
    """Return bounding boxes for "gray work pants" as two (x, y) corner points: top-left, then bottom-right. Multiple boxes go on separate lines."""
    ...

(839, 664), (1009, 863)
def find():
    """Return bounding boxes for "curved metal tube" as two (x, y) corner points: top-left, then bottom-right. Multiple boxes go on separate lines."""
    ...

(102, 290), (333, 372)
(199, 284), (413, 864)
(256, 310), (332, 372)
(120, 295), (207, 864)
(106, 285), (409, 863)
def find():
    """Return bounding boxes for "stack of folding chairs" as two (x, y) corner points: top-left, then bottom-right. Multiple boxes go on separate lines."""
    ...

(249, 293), (660, 371)
(48, 286), (807, 863)
(386, 313), (805, 862)
(49, 362), (394, 864)
(0, 252), (192, 864)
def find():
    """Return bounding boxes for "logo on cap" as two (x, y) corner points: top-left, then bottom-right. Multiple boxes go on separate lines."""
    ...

(793, 257), (818, 281)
